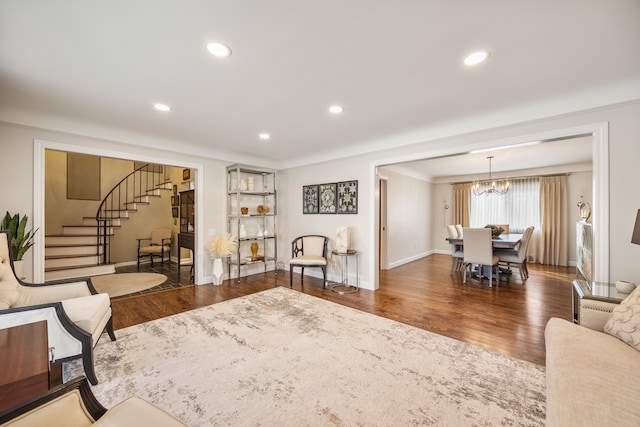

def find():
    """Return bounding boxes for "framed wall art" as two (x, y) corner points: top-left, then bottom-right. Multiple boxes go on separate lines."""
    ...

(337, 180), (358, 214)
(303, 184), (319, 214)
(319, 183), (337, 214)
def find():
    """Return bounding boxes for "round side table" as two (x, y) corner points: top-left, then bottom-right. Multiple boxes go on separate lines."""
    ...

(330, 249), (359, 294)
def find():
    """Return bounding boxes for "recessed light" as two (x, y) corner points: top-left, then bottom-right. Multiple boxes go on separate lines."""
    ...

(259, 133), (270, 140)
(329, 105), (344, 114)
(464, 51), (490, 66)
(153, 103), (171, 112)
(205, 41), (232, 57)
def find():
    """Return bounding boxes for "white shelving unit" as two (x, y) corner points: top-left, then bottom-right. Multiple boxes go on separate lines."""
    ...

(226, 164), (277, 281)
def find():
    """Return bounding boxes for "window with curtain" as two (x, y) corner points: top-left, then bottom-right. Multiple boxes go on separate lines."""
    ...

(469, 177), (541, 233)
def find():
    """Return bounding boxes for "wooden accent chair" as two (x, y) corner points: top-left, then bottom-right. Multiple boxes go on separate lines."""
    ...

(0, 231), (115, 385)
(462, 227), (500, 288)
(289, 235), (329, 288)
(137, 228), (172, 269)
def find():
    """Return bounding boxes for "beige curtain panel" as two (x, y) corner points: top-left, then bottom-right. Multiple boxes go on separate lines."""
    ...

(537, 175), (568, 266)
(452, 183), (472, 227)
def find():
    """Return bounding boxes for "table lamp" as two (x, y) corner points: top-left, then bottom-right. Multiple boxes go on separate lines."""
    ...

(632, 209), (640, 245)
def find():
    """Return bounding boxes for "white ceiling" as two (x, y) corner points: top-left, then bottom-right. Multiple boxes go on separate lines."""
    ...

(1, 1), (639, 169)
(382, 135), (593, 182)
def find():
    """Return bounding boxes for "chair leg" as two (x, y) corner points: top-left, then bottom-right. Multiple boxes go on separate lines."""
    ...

(322, 266), (327, 288)
(301, 267), (305, 282)
(289, 265), (294, 288)
(463, 263), (468, 283)
(450, 256), (456, 274)
(106, 317), (116, 341)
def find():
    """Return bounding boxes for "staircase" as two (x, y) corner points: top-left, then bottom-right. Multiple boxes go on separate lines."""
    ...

(44, 164), (173, 281)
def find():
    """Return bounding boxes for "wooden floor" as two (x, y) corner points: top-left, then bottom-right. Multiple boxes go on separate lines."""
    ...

(111, 254), (575, 366)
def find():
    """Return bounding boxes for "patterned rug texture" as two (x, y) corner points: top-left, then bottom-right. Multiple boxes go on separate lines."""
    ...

(67, 287), (545, 426)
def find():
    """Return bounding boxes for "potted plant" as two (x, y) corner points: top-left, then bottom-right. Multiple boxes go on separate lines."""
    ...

(1, 212), (39, 279)
(206, 233), (237, 285)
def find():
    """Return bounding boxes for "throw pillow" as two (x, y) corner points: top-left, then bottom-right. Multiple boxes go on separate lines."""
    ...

(604, 285), (640, 351)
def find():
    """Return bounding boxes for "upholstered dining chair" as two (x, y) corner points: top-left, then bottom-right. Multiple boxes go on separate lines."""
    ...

(137, 228), (172, 269)
(446, 225), (464, 273)
(462, 227), (500, 287)
(495, 226), (535, 281)
(0, 231), (115, 385)
(289, 235), (329, 288)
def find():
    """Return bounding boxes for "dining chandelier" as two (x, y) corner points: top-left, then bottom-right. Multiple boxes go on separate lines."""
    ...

(472, 156), (510, 196)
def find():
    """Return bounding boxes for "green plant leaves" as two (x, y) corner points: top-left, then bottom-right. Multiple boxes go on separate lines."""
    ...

(1, 211), (38, 261)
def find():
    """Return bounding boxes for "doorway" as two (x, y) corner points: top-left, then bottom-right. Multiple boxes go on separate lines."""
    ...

(33, 139), (205, 284)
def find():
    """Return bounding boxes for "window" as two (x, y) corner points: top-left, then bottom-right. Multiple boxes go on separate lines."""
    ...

(470, 177), (540, 233)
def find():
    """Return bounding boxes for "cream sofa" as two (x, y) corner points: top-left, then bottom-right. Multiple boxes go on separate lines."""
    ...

(545, 301), (640, 426)
(0, 377), (186, 426)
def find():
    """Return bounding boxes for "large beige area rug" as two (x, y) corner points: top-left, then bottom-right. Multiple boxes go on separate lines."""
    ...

(68, 287), (545, 426)
(91, 272), (167, 297)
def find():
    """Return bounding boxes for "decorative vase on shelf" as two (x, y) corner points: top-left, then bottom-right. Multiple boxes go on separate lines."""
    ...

(247, 176), (255, 191)
(251, 242), (259, 260)
(239, 224), (247, 238)
(212, 258), (224, 285)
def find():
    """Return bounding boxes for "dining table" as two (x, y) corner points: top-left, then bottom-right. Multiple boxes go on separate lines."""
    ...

(446, 233), (524, 279)
(446, 233), (523, 249)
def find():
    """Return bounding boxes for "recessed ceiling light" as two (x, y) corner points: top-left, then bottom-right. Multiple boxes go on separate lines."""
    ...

(259, 133), (270, 140)
(205, 41), (232, 57)
(464, 51), (490, 66)
(329, 105), (344, 114)
(153, 103), (171, 112)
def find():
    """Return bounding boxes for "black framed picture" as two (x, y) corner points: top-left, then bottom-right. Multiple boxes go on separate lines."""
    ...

(303, 185), (319, 214)
(337, 180), (358, 214)
(319, 183), (337, 214)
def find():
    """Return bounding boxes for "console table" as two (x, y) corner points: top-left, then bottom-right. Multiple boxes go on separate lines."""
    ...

(0, 321), (57, 412)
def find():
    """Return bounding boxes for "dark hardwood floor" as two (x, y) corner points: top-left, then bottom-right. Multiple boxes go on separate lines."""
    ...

(109, 254), (575, 366)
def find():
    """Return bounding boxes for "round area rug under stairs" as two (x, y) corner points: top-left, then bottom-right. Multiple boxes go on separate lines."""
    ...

(91, 273), (167, 298)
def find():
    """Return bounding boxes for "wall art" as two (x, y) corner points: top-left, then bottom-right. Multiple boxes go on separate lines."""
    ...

(337, 180), (358, 214)
(319, 183), (337, 214)
(303, 185), (319, 214)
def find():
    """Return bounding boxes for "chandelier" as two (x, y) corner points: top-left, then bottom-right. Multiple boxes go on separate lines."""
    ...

(472, 156), (510, 196)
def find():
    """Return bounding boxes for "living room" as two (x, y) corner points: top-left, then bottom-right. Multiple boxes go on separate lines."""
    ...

(1, 2), (640, 425)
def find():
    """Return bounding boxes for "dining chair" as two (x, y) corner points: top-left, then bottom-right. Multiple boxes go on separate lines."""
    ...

(455, 224), (464, 237)
(446, 225), (464, 273)
(495, 226), (534, 281)
(462, 227), (500, 287)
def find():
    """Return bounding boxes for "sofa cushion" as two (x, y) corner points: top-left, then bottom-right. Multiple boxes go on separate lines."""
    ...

(0, 253), (20, 310)
(92, 396), (186, 427)
(61, 294), (111, 341)
(545, 318), (640, 426)
(604, 285), (640, 351)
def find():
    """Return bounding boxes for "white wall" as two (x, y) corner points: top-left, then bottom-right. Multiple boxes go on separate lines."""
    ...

(2, 100), (640, 288)
(378, 168), (432, 268)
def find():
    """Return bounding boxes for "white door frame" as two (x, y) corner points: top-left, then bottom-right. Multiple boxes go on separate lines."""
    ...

(33, 139), (205, 283)
(368, 122), (609, 289)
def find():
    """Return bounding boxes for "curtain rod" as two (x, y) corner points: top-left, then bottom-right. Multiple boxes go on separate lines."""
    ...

(450, 172), (570, 186)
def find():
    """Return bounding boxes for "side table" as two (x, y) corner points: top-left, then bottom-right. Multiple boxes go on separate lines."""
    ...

(0, 320), (60, 412)
(330, 249), (359, 294)
(571, 279), (629, 324)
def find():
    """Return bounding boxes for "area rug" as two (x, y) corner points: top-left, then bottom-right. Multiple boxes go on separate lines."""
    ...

(67, 287), (545, 426)
(91, 272), (167, 297)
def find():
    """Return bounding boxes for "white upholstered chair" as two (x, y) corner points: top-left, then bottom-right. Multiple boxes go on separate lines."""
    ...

(495, 226), (534, 281)
(289, 235), (329, 288)
(455, 224), (464, 237)
(137, 228), (172, 269)
(462, 227), (500, 287)
(446, 225), (464, 273)
(0, 231), (115, 385)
